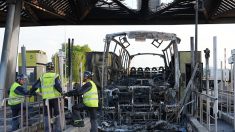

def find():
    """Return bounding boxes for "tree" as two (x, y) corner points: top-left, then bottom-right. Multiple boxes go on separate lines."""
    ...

(56, 43), (91, 82)
(72, 44), (91, 82)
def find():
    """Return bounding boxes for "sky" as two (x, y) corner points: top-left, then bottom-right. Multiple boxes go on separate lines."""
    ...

(0, 24), (235, 68)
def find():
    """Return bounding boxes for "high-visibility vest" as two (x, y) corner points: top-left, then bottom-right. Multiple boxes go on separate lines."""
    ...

(40, 72), (61, 99)
(8, 82), (24, 105)
(83, 80), (98, 107)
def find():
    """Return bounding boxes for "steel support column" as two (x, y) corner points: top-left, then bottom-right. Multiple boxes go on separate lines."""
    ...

(213, 36), (218, 132)
(231, 49), (235, 129)
(21, 46), (27, 88)
(0, 0), (22, 100)
(204, 48), (210, 130)
(195, 0), (198, 63)
(190, 37), (195, 115)
(58, 49), (65, 89)
(67, 38), (73, 111)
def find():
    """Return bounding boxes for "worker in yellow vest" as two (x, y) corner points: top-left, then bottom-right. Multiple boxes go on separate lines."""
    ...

(8, 74), (29, 131)
(30, 62), (62, 132)
(64, 71), (99, 132)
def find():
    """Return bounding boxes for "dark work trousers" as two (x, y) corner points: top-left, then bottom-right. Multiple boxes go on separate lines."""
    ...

(10, 103), (33, 131)
(72, 103), (98, 132)
(43, 98), (61, 132)
(11, 104), (22, 131)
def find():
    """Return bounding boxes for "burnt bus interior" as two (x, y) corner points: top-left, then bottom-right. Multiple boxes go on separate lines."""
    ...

(87, 31), (183, 131)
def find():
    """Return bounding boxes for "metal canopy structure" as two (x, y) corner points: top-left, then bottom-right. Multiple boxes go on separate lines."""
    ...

(1, 0), (235, 26)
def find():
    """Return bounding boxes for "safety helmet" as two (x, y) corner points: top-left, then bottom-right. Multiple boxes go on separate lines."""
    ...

(83, 71), (93, 79)
(16, 74), (27, 81)
(46, 62), (54, 71)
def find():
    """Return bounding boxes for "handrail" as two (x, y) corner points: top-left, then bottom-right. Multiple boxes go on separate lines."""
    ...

(198, 92), (217, 101)
(1, 97), (24, 132)
(45, 99), (52, 132)
(1, 96), (65, 132)
(196, 92), (217, 131)
(45, 96), (65, 132)
(1, 96), (24, 104)
(1, 96), (45, 132)
(218, 86), (234, 117)
(219, 90), (233, 93)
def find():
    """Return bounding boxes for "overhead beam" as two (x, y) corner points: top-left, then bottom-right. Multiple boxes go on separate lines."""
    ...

(139, 0), (150, 18)
(221, 1), (235, 10)
(213, 8), (235, 18)
(149, 0), (182, 19)
(79, 0), (100, 20)
(23, 3), (40, 24)
(200, 1), (209, 22)
(24, 1), (76, 24)
(0, 0), (235, 26)
(208, 0), (223, 18)
(68, 0), (80, 21)
(112, 0), (137, 16)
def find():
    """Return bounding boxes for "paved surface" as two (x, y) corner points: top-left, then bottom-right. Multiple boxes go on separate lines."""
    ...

(210, 119), (234, 132)
(64, 118), (91, 132)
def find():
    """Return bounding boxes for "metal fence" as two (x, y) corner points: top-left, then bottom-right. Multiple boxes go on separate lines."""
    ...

(45, 96), (65, 132)
(197, 92), (217, 131)
(1, 96), (65, 132)
(1, 97), (24, 132)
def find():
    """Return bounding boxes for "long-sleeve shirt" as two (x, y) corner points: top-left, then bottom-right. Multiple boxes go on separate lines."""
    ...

(30, 76), (62, 94)
(68, 81), (92, 96)
(77, 82), (92, 95)
(7, 82), (29, 96)
(15, 85), (29, 95)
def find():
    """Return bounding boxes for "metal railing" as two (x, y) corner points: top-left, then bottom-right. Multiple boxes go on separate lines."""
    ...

(45, 96), (65, 132)
(1, 96), (66, 132)
(26, 97), (43, 132)
(218, 85), (235, 129)
(219, 89), (233, 114)
(198, 92), (217, 131)
(1, 97), (24, 132)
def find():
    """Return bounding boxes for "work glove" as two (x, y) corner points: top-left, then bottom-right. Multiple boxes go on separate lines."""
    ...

(63, 91), (75, 97)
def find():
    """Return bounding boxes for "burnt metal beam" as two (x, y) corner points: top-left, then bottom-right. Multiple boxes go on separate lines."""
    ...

(24, 1), (76, 24)
(208, 0), (223, 18)
(23, 3), (40, 24)
(54, 1), (69, 13)
(79, 0), (100, 20)
(201, 0), (209, 21)
(68, 0), (80, 21)
(139, 0), (150, 18)
(149, 0), (182, 19)
(1, 0), (235, 26)
(213, 8), (235, 18)
(112, 0), (137, 16)
(160, 8), (195, 16)
(221, 0), (235, 10)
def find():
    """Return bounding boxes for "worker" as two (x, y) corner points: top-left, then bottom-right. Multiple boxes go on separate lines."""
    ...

(30, 62), (62, 132)
(64, 71), (99, 132)
(8, 74), (30, 131)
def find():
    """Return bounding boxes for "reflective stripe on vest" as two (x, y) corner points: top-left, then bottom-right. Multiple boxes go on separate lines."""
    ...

(8, 82), (24, 105)
(40, 72), (61, 99)
(83, 80), (98, 107)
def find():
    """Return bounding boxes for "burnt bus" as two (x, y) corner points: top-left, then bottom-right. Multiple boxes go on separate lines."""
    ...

(87, 31), (185, 131)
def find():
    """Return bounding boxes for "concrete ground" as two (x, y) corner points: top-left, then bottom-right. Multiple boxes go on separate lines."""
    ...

(64, 118), (91, 132)
(210, 119), (234, 132)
